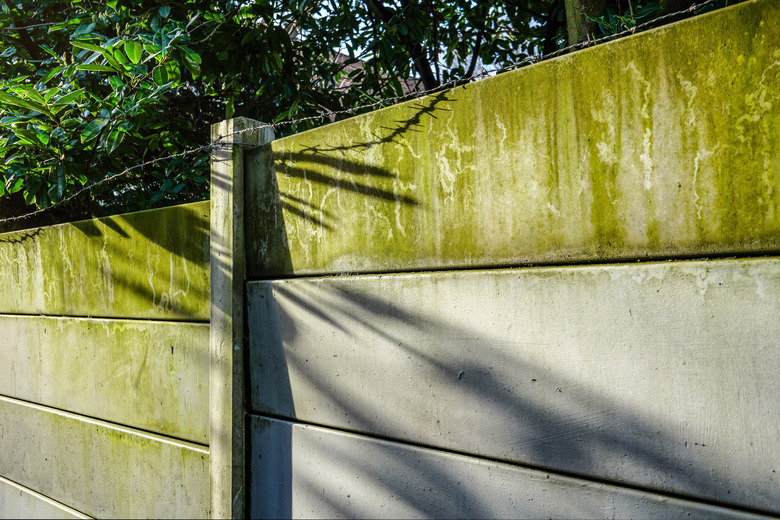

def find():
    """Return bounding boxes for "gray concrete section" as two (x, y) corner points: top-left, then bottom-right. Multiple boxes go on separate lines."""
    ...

(0, 396), (209, 518)
(0, 476), (90, 519)
(248, 416), (771, 519)
(247, 258), (780, 513)
(0, 315), (209, 444)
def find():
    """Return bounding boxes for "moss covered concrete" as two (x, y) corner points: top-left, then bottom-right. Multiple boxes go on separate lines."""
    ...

(246, 0), (780, 276)
(0, 396), (208, 518)
(0, 315), (209, 444)
(0, 201), (210, 320)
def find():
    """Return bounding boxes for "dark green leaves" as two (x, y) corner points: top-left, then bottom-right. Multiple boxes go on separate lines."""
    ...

(81, 117), (108, 142)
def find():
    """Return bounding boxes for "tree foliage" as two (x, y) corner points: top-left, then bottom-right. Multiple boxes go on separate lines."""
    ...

(0, 0), (741, 225)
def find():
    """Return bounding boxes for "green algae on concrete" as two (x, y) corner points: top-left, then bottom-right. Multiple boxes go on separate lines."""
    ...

(0, 396), (209, 519)
(245, 0), (780, 276)
(0, 201), (210, 320)
(0, 315), (209, 444)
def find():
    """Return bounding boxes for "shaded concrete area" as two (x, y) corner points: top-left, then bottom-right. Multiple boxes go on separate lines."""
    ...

(249, 416), (773, 519)
(246, 258), (780, 515)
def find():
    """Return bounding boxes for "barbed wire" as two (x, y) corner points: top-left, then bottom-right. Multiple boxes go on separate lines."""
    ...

(0, 0), (718, 226)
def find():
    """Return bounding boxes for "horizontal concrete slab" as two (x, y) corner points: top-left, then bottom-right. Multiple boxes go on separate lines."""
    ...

(249, 416), (770, 519)
(0, 396), (209, 518)
(0, 201), (209, 320)
(0, 476), (89, 519)
(248, 257), (780, 513)
(0, 315), (209, 444)
(246, 0), (780, 276)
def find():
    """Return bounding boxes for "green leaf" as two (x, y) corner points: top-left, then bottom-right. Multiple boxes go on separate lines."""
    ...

(159, 6), (171, 18)
(38, 66), (64, 85)
(7, 176), (24, 194)
(52, 89), (85, 105)
(106, 127), (125, 154)
(76, 64), (118, 73)
(43, 86), (62, 103)
(48, 18), (82, 33)
(124, 40), (143, 64)
(36, 130), (50, 145)
(71, 40), (105, 54)
(81, 117), (109, 142)
(14, 85), (46, 105)
(164, 61), (180, 84)
(152, 65), (168, 85)
(72, 22), (96, 37)
(0, 91), (45, 112)
(15, 129), (41, 147)
(73, 41), (124, 71)
(108, 75), (124, 91)
(143, 43), (161, 56)
(0, 46), (16, 58)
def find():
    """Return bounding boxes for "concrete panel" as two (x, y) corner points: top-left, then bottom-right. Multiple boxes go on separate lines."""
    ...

(0, 315), (209, 444)
(0, 476), (90, 519)
(249, 416), (770, 519)
(0, 396), (209, 518)
(0, 201), (210, 320)
(246, 0), (780, 276)
(248, 257), (780, 513)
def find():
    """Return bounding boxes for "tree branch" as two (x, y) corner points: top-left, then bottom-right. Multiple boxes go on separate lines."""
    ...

(2, 0), (42, 61)
(363, 0), (439, 90)
(465, 3), (489, 79)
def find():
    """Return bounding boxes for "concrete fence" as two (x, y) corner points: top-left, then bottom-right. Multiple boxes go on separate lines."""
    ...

(1, 0), (778, 518)
(0, 202), (211, 517)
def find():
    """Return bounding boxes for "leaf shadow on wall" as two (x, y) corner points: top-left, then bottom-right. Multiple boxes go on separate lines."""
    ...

(244, 91), (457, 277)
(246, 278), (775, 518)
(241, 87), (776, 517)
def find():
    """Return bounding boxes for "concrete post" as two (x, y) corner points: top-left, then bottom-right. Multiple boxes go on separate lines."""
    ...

(210, 117), (274, 519)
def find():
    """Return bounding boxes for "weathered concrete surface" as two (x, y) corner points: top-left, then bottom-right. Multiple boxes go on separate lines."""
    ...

(0, 315), (209, 444)
(0, 396), (209, 518)
(0, 476), (90, 519)
(210, 117), (274, 519)
(0, 201), (210, 320)
(249, 416), (771, 519)
(246, 0), (780, 276)
(248, 257), (780, 513)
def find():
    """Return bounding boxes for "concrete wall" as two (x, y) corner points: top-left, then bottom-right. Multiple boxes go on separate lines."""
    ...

(0, 201), (211, 518)
(243, 1), (779, 518)
(246, 0), (779, 276)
